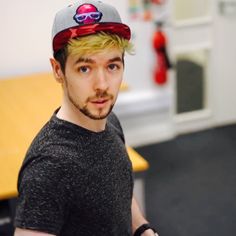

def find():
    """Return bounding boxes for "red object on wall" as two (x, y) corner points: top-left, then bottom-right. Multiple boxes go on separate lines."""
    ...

(152, 23), (171, 85)
(151, 0), (165, 4)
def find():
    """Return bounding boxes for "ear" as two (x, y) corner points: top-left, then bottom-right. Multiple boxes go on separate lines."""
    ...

(50, 58), (64, 83)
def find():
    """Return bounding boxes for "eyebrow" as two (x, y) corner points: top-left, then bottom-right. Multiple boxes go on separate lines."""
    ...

(75, 57), (95, 65)
(108, 57), (123, 63)
(74, 56), (123, 65)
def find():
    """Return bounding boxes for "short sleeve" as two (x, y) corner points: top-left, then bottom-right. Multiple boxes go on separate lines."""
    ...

(14, 156), (72, 235)
(108, 112), (125, 143)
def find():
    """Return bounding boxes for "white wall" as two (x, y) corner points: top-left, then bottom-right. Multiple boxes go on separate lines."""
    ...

(0, 0), (158, 91)
(0, 1), (153, 89)
(0, 1), (134, 78)
(0, 0), (127, 78)
(212, 2), (236, 125)
(0, 1), (71, 77)
(174, 0), (211, 20)
(1, 0), (236, 144)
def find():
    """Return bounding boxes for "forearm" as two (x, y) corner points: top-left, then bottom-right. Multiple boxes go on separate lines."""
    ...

(131, 197), (148, 233)
(131, 197), (159, 236)
(14, 227), (55, 236)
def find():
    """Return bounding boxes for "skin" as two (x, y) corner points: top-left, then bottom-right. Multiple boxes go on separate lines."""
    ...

(14, 47), (158, 236)
(51, 48), (124, 132)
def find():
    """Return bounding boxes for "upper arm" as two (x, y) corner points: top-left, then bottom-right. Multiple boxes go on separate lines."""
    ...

(14, 227), (56, 236)
(15, 158), (73, 235)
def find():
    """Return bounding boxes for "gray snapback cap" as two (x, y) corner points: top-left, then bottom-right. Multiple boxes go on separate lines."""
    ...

(52, 0), (131, 55)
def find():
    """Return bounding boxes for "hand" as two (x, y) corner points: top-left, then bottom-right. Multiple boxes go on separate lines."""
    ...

(141, 229), (159, 236)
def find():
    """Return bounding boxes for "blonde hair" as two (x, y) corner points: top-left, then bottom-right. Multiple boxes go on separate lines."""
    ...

(67, 32), (134, 57)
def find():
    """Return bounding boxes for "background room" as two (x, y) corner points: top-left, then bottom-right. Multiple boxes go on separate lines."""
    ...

(1, 0), (236, 235)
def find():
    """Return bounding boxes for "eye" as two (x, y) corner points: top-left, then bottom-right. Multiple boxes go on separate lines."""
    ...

(108, 64), (120, 71)
(78, 66), (90, 73)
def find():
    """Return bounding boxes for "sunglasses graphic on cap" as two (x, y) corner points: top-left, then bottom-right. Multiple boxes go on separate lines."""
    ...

(74, 11), (102, 23)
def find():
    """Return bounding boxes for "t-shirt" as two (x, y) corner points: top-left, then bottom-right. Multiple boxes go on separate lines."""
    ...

(14, 110), (134, 236)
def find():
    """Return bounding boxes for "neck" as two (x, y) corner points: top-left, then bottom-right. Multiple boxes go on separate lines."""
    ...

(57, 98), (107, 132)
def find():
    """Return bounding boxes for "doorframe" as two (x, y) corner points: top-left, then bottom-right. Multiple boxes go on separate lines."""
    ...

(169, 0), (215, 135)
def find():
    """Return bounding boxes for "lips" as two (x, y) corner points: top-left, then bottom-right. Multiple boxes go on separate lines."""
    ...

(89, 98), (110, 108)
(90, 98), (108, 103)
(87, 93), (114, 108)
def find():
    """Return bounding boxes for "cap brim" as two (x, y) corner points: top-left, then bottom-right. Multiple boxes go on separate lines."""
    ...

(53, 22), (131, 54)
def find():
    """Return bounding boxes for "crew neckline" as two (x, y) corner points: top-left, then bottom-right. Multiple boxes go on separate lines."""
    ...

(51, 108), (109, 135)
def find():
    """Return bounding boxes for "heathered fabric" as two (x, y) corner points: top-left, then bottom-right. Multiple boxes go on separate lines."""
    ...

(14, 110), (134, 236)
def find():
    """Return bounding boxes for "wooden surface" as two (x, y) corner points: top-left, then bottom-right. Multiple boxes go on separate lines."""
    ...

(0, 73), (148, 200)
(127, 147), (149, 172)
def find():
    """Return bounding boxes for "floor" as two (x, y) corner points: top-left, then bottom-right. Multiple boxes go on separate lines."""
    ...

(136, 123), (236, 236)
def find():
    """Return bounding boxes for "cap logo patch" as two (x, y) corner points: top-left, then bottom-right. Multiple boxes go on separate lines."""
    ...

(73, 4), (103, 25)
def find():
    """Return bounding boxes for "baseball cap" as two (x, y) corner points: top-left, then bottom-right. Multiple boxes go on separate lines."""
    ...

(52, 0), (131, 55)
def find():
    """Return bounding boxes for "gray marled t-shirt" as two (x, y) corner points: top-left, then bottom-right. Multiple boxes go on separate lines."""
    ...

(14, 110), (134, 236)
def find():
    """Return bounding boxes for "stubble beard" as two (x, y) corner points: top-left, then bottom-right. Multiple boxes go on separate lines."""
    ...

(67, 89), (115, 120)
(80, 103), (114, 120)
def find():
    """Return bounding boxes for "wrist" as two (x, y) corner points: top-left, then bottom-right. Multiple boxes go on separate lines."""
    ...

(133, 223), (158, 236)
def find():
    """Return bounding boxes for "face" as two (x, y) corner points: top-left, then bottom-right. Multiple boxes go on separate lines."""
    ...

(60, 48), (124, 120)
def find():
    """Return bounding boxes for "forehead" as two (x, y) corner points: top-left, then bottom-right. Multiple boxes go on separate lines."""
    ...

(68, 47), (123, 63)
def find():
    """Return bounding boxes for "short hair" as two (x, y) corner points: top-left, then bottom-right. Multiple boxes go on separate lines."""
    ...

(54, 32), (134, 74)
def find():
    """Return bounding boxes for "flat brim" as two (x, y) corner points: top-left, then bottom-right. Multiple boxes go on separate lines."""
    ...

(53, 22), (131, 54)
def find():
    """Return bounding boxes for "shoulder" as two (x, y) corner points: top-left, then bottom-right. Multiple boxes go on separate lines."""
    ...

(107, 112), (121, 128)
(14, 155), (73, 235)
(107, 112), (125, 143)
(22, 116), (81, 171)
(18, 155), (69, 191)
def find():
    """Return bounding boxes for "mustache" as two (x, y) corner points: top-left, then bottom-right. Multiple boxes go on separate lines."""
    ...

(86, 90), (114, 102)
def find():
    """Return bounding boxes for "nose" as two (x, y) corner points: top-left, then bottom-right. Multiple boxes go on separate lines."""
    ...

(93, 69), (109, 92)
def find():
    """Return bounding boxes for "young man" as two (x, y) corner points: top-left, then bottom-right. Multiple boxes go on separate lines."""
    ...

(14, 1), (158, 235)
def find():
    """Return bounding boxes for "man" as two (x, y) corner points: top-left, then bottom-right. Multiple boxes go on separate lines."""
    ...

(14, 0), (159, 235)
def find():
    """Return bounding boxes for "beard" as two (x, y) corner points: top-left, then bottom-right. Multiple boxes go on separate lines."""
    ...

(67, 89), (114, 120)
(79, 103), (114, 120)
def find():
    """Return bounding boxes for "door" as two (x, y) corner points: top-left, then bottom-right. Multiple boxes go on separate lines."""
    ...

(170, 0), (214, 133)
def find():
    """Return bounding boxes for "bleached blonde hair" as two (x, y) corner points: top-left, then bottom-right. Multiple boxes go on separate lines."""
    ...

(54, 32), (134, 73)
(67, 32), (134, 57)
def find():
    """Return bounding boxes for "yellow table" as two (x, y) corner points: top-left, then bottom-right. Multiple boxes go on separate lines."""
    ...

(0, 73), (149, 200)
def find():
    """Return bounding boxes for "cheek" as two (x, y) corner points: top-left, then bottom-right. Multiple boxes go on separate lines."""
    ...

(110, 81), (123, 99)
(111, 73), (123, 88)
(66, 79), (89, 98)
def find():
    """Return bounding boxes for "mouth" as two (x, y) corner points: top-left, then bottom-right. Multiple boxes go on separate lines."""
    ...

(90, 98), (109, 103)
(89, 98), (110, 108)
